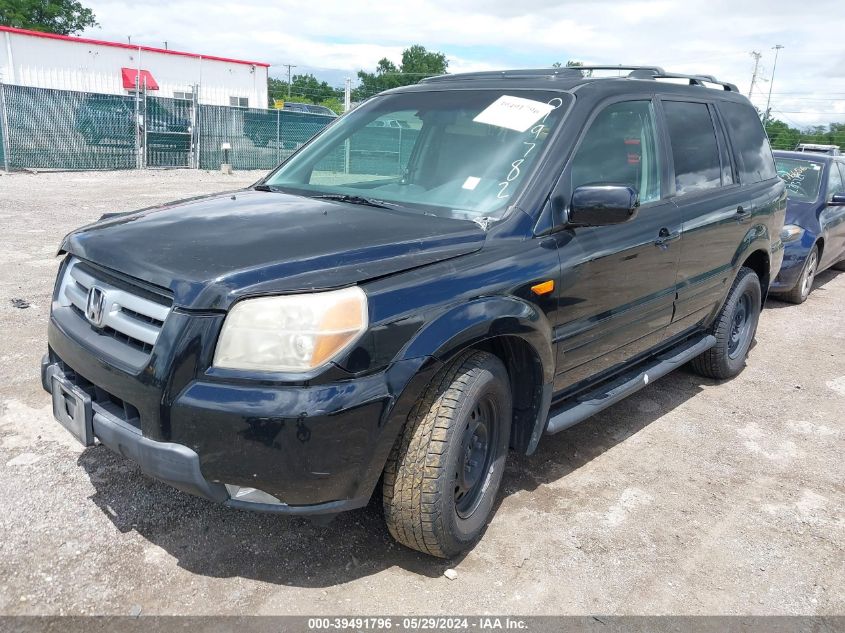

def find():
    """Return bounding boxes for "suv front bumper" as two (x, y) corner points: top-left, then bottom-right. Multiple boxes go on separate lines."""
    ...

(42, 327), (437, 515)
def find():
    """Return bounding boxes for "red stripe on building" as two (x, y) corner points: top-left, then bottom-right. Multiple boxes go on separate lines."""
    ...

(0, 25), (270, 68)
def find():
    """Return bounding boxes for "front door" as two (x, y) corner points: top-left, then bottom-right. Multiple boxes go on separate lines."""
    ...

(820, 161), (845, 268)
(553, 98), (681, 393)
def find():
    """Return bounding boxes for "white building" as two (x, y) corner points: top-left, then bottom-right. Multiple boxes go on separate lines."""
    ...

(0, 26), (269, 108)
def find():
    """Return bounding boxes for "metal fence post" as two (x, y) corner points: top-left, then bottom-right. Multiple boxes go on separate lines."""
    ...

(276, 107), (280, 165)
(191, 84), (199, 169)
(134, 76), (141, 169)
(0, 79), (11, 172)
(142, 79), (148, 168)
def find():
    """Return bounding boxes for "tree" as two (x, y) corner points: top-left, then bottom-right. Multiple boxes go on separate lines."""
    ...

(764, 119), (845, 151)
(354, 45), (448, 100)
(267, 73), (343, 107)
(0, 0), (97, 35)
(318, 97), (344, 115)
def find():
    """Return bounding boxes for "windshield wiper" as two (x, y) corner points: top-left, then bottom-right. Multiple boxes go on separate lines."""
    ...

(309, 193), (398, 209)
(253, 183), (277, 191)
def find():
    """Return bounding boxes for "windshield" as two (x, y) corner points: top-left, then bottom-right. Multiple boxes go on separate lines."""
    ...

(265, 89), (572, 221)
(775, 157), (824, 202)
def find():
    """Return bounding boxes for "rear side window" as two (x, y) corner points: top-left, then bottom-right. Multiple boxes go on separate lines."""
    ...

(719, 101), (778, 183)
(663, 101), (722, 195)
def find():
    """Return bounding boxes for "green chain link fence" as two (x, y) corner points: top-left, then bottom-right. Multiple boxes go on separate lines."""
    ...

(0, 82), (339, 172)
(0, 84), (138, 170)
(195, 104), (334, 170)
(0, 82), (424, 176)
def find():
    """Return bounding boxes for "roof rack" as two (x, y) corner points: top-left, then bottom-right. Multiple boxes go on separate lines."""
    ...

(419, 68), (585, 83)
(419, 66), (738, 92)
(576, 66), (738, 91)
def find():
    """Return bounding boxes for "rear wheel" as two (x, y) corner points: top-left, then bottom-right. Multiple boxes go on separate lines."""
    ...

(690, 266), (761, 380)
(779, 245), (819, 304)
(382, 350), (511, 558)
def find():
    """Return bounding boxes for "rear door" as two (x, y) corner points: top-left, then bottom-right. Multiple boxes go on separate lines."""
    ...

(553, 98), (681, 392)
(660, 98), (747, 337)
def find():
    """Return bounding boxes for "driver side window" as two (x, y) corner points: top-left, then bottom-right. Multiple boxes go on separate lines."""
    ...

(570, 100), (661, 204)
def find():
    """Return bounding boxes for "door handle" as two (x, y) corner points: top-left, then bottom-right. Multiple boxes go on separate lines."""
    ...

(736, 205), (752, 222)
(655, 227), (680, 248)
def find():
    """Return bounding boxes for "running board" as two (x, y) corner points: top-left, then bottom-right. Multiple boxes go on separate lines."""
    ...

(545, 334), (716, 435)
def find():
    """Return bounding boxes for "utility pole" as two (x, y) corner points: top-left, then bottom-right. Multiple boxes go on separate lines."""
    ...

(344, 77), (352, 113)
(281, 64), (297, 98)
(748, 51), (761, 100)
(763, 45), (784, 125)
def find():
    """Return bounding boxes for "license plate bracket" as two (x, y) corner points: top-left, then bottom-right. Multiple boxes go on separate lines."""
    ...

(51, 375), (94, 446)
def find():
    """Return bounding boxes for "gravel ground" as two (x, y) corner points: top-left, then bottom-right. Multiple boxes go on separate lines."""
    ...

(0, 169), (843, 616)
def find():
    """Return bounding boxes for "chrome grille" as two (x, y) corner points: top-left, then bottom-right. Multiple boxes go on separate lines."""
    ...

(54, 257), (172, 365)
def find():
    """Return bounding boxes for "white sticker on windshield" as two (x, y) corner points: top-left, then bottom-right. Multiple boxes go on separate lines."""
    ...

(811, 164), (821, 170)
(473, 95), (555, 132)
(462, 176), (481, 190)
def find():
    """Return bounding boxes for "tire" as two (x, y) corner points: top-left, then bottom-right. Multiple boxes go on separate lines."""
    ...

(690, 266), (762, 380)
(779, 245), (819, 304)
(382, 350), (512, 558)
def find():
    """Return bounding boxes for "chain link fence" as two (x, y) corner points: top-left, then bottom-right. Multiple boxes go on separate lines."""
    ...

(196, 104), (334, 170)
(0, 82), (337, 172)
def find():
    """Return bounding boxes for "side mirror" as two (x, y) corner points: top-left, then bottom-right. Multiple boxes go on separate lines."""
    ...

(830, 193), (845, 205)
(568, 184), (640, 227)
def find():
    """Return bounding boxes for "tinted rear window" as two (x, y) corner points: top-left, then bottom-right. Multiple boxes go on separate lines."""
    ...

(663, 101), (722, 195)
(719, 101), (777, 183)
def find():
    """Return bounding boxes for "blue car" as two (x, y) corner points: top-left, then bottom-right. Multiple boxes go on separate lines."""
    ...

(771, 150), (845, 303)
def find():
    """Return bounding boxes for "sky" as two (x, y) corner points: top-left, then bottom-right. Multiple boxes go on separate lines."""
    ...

(80, 0), (845, 128)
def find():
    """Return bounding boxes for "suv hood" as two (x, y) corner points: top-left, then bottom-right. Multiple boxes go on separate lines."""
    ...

(61, 190), (485, 310)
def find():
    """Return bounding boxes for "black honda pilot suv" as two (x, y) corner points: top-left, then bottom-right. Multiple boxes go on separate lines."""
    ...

(43, 66), (786, 557)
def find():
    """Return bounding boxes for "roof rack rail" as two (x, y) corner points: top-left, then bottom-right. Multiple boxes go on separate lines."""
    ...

(574, 65), (667, 75)
(418, 66), (738, 92)
(568, 66), (737, 91)
(419, 68), (584, 83)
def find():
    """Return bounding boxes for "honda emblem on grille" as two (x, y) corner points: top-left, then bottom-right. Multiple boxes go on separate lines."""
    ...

(85, 286), (106, 327)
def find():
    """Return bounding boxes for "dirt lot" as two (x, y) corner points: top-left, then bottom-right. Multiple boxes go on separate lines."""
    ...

(0, 169), (843, 616)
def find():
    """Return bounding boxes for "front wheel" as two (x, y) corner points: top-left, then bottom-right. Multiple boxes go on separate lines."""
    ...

(690, 267), (761, 380)
(382, 350), (512, 558)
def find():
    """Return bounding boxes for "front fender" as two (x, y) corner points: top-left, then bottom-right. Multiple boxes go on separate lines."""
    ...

(399, 295), (555, 385)
(348, 293), (558, 504)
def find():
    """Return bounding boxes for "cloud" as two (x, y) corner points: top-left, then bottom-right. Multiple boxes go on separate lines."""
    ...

(82, 0), (845, 126)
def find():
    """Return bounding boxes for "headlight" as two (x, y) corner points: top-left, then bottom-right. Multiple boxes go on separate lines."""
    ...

(780, 224), (805, 243)
(213, 287), (367, 372)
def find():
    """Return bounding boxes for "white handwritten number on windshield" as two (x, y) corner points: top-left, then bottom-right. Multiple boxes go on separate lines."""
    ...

(497, 98), (564, 200)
